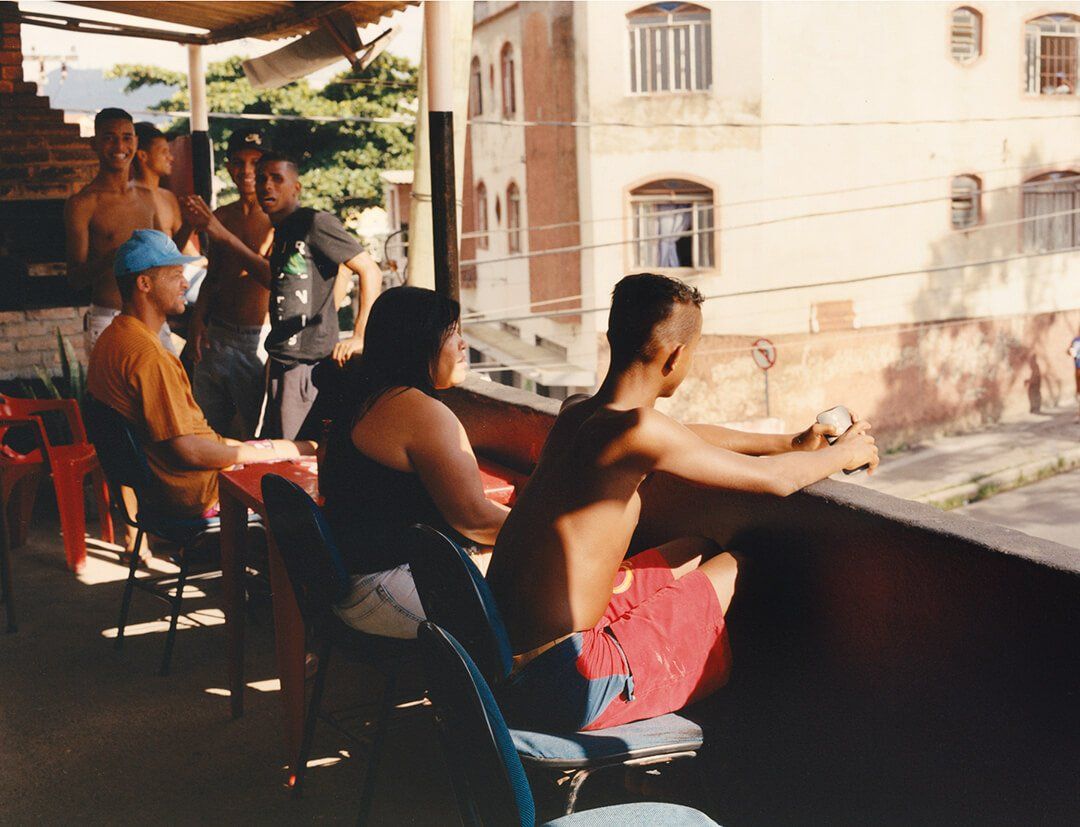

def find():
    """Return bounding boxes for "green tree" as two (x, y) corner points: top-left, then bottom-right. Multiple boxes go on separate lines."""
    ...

(106, 55), (417, 217)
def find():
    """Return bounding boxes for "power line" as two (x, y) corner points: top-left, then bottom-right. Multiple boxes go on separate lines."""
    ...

(467, 112), (1080, 129)
(464, 243), (1080, 327)
(460, 190), (1080, 271)
(460, 157), (1080, 241)
(64, 107), (414, 126)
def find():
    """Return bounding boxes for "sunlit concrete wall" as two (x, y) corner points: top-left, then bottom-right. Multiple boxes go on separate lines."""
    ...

(464, 1), (1080, 435)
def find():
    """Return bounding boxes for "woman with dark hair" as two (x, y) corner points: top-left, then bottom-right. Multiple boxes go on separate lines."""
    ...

(320, 286), (510, 638)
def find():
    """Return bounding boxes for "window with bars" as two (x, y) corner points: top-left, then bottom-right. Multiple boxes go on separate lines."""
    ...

(1025, 14), (1079, 95)
(950, 7), (982, 63)
(500, 42), (516, 117)
(627, 3), (712, 94)
(506, 182), (522, 253)
(469, 57), (483, 116)
(951, 175), (981, 229)
(475, 181), (489, 250)
(630, 179), (714, 269)
(1022, 171), (1080, 251)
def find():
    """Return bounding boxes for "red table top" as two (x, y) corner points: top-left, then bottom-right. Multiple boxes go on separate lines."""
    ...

(219, 456), (521, 512)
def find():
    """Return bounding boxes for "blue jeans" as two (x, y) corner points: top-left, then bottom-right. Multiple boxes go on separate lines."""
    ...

(192, 319), (269, 439)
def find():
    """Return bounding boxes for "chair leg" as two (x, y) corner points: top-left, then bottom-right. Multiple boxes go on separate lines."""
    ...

(564, 769), (591, 816)
(356, 659), (401, 826)
(92, 468), (113, 545)
(159, 552), (190, 676)
(53, 465), (88, 573)
(9, 473), (40, 549)
(1, 523), (16, 634)
(115, 528), (143, 650)
(291, 640), (333, 798)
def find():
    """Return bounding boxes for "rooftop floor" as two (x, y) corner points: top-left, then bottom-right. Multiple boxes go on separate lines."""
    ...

(1, 500), (699, 824)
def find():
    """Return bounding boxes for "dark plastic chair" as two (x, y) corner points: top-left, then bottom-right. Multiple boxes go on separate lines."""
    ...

(260, 474), (413, 821)
(419, 622), (719, 827)
(83, 394), (223, 676)
(406, 525), (706, 815)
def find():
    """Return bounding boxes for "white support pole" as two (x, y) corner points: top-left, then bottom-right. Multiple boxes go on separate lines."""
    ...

(187, 43), (213, 204)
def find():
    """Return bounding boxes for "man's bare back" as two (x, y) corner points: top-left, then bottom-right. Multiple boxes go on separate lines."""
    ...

(488, 275), (878, 659)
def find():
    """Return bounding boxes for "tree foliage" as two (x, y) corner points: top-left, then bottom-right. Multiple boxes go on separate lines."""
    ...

(105, 55), (417, 216)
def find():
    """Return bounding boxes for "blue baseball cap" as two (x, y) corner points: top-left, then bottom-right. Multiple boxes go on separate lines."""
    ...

(114, 229), (201, 278)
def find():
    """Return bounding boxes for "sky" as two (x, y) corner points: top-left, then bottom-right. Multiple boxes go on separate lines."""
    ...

(19, 1), (423, 86)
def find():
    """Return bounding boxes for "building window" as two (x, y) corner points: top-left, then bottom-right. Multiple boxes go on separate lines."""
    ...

(507, 182), (522, 253)
(950, 7), (982, 63)
(469, 57), (483, 116)
(1025, 15), (1079, 95)
(630, 179), (714, 269)
(500, 43), (516, 117)
(628, 3), (712, 94)
(475, 181), (489, 250)
(951, 175), (981, 229)
(1022, 171), (1080, 251)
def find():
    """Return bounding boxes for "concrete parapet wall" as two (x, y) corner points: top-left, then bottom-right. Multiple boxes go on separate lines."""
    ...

(447, 377), (1080, 824)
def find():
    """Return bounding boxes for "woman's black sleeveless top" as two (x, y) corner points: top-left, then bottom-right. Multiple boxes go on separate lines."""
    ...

(321, 422), (463, 574)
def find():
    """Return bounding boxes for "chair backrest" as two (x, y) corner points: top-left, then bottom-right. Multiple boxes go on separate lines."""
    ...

(406, 524), (514, 684)
(260, 474), (351, 624)
(81, 394), (152, 517)
(0, 395), (86, 446)
(418, 621), (534, 827)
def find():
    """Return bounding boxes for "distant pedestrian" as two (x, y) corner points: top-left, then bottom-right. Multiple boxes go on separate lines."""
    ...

(1068, 328), (1080, 421)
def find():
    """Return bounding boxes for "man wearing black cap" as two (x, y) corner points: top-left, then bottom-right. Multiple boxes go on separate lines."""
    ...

(181, 128), (275, 439)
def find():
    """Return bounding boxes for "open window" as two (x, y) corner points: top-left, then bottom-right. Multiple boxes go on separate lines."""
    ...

(469, 56), (483, 116)
(1025, 15), (1079, 95)
(630, 178), (714, 269)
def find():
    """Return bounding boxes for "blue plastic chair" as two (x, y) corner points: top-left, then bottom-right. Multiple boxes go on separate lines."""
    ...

(419, 622), (719, 826)
(406, 525), (706, 815)
(83, 394), (226, 676)
(260, 474), (413, 821)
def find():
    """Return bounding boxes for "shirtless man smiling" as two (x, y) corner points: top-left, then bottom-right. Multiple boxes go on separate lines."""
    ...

(64, 108), (175, 355)
(182, 129), (274, 438)
(133, 122), (195, 254)
(487, 273), (879, 733)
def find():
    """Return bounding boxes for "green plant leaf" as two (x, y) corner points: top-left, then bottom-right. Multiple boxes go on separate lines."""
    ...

(33, 366), (61, 399)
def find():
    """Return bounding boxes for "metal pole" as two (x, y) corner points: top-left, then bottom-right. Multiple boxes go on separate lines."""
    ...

(424, 0), (458, 302)
(187, 44), (213, 205)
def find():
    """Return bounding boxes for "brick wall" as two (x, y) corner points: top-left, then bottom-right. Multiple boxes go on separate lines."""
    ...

(0, 4), (96, 382)
(0, 306), (88, 381)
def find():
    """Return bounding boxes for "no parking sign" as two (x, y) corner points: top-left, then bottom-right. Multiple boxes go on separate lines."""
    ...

(750, 338), (776, 416)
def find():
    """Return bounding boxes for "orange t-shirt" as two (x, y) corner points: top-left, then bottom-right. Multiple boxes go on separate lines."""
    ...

(87, 314), (225, 517)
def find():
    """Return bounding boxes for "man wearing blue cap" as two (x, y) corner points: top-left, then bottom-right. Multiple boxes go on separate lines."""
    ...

(87, 230), (315, 521)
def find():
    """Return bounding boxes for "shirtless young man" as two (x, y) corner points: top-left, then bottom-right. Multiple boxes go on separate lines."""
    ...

(65, 108), (176, 355)
(181, 129), (274, 438)
(132, 123), (196, 254)
(486, 273), (879, 733)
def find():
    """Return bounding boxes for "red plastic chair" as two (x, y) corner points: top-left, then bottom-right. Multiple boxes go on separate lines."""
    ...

(0, 397), (113, 573)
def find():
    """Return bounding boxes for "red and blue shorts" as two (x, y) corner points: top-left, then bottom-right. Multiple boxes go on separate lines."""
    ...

(498, 548), (731, 732)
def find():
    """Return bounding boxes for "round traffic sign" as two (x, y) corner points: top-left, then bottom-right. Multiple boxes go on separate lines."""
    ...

(751, 337), (776, 370)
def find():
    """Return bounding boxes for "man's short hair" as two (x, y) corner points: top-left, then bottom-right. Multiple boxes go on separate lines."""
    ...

(607, 273), (704, 364)
(94, 108), (133, 132)
(256, 151), (299, 175)
(134, 121), (165, 152)
(115, 270), (138, 303)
